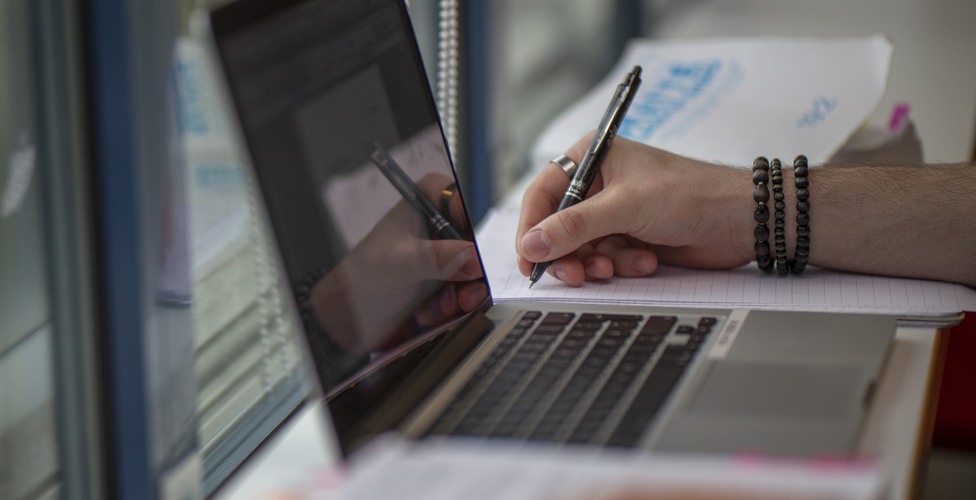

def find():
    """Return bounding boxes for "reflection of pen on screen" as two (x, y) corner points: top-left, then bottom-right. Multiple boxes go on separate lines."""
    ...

(366, 141), (465, 241)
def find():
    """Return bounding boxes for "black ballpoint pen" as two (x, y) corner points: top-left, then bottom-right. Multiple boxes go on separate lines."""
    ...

(367, 141), (466, 241)
(529, 65), (642, 288)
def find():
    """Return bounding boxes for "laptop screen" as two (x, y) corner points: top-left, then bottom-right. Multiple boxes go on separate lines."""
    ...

(210, 0), (487, 399)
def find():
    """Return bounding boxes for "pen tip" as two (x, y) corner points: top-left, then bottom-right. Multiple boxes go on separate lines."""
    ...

(528, 280), (536, 289)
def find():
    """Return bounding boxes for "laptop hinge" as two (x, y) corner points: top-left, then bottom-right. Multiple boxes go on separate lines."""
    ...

(347, 311), (494, 451)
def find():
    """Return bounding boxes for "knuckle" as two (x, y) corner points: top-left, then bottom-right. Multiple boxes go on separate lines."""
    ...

(427, 243), (450, 275)
(557, 208), (588, 240)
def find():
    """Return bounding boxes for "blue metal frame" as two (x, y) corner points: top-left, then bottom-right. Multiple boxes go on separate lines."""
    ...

(86, 0), (152, 497)
(461, 0), (491, 225)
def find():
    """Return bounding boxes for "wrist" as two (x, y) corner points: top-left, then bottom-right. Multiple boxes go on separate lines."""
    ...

(721, 165), (760, 265)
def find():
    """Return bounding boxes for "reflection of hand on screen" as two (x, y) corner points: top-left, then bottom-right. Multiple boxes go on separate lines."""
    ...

(308, 173), (484, 352)
(324, 125), (453, 248)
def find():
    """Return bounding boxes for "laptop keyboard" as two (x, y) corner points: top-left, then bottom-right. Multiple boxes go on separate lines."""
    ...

(427, 310), (719, 447)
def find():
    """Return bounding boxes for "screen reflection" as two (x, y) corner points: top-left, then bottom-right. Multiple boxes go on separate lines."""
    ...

(216, 0), (488, 391)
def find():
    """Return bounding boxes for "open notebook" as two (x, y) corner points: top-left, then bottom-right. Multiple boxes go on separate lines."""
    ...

(478, 207), (976, 326)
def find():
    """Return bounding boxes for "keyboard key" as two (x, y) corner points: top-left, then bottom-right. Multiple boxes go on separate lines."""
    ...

(698, 316), (718, 328)
(606, 363), (687, 446)
(541, 312), (575, 324)
(640, 316), (677, 335)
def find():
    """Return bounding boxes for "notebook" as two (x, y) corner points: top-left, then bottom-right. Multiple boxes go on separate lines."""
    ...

(203, 0), (895, 458)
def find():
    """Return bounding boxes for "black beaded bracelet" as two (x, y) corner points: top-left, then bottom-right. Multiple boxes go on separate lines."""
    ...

(790, 154), (810, 274)
(770, 158), (789, 275)
(752, 157), (773, 273)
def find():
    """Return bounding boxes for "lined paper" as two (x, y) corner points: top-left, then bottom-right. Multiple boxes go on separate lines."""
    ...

(477, 208), (976, 324)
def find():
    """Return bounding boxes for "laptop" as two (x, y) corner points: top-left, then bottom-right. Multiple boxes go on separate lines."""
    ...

(203, 0), (895, 458)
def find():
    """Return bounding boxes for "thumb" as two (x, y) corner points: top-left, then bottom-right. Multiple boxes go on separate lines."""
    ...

(417, 239), (481, 281)
(520, 194), (624, 262)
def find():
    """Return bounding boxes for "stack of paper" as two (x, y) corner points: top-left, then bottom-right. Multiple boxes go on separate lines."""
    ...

(532, 35), (894, 169)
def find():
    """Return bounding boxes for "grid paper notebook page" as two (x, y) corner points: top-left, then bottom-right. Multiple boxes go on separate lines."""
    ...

(477, 208), (976, 325)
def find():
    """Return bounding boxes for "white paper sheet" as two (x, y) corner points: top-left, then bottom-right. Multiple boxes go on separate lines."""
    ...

(532, 36), (893, 170)
(321, 435), (887, 500)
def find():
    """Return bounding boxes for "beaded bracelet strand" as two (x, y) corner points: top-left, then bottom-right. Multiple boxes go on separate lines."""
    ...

(770, 158), (789, 275)
(752, 157), (773, 273)
(790, 154), (810, 273)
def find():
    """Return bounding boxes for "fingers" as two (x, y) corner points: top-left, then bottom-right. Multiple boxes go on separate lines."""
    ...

(543, 255), (590, 287)
(417, 173), (471, 234)
(593, 236), (659, 277)
(416, 281), (489, 328)
(517, 133), (652, 282)
(411, 239), (487, 328)
(457, 281), (489, 311)
(437, 280), (488, 318)
(422, 239), (482, 281)
(416, 172), (455, 202)
(547, 245), (614, 285)
(542, 238), (654, 286)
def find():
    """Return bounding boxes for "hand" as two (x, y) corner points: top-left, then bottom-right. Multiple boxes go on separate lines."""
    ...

(516, 134), (755, 286)
(311, 173), (487, 351)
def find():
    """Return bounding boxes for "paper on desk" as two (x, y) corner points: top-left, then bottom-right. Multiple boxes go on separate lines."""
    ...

(533, 35), (892, 170)
(321, 435), (887, 500)
(477, 208), (976, 324)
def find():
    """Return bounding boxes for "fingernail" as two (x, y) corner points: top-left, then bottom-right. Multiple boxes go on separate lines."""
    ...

(553, 267), (566, 282)
(521, 229), (551, 260)
(459, 285), (487, 312)
(452, 247), (470, 270)
(634, 255), (656, 274)
(585, 262), (601, 278)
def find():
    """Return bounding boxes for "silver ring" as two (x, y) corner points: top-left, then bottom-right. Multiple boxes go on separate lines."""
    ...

(550, 154), (578, 179)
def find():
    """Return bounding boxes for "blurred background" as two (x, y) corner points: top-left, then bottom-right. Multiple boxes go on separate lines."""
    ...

(1, 0), (973, 499)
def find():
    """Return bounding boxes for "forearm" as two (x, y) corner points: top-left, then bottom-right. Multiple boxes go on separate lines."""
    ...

(780, 163), (976, 287)
(516, 136), (976, 288)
